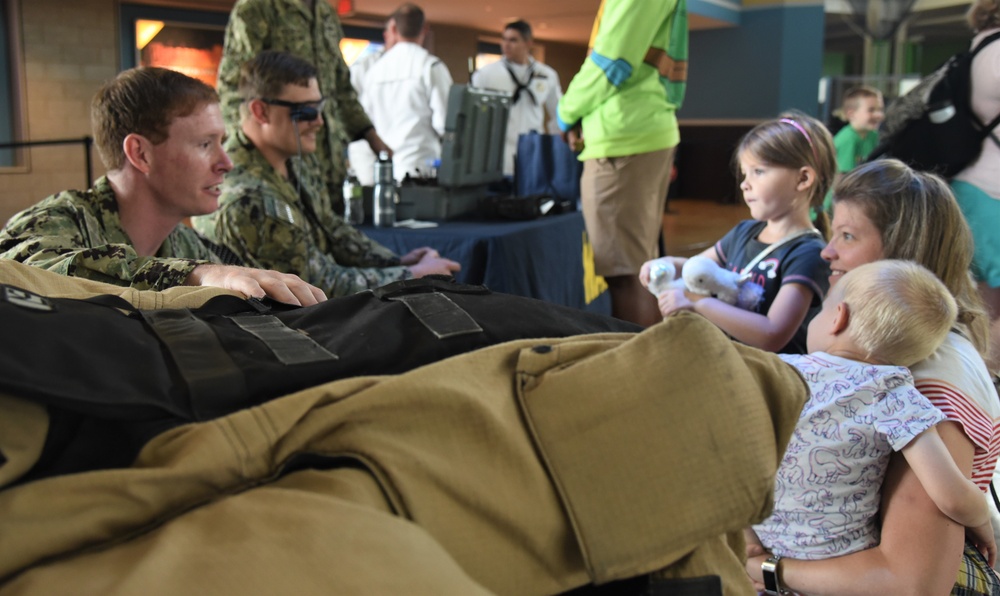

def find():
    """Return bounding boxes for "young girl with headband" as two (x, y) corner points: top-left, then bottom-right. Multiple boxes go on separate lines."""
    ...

(640, 113), (837, 353)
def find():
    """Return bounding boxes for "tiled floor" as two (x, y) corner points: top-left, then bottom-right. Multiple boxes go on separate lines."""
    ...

(662, 197), (749, 257)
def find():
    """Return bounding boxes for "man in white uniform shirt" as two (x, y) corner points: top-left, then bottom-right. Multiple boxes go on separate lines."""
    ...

(360, 3), (452, 183)
(471, 20), (562, 177)
(347, 18), (397, 186)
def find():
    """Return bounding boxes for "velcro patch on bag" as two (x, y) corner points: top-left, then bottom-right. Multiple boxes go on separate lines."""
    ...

(1, 285), (54, 313)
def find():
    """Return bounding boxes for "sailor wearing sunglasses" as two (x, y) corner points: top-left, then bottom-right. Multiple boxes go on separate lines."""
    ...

(194, 50), (460, 298)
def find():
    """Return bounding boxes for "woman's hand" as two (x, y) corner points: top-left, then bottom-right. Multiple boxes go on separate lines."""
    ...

(744, 553), (768, 592)
(967, 520), (997, 568)
(743, 528), (769, 591)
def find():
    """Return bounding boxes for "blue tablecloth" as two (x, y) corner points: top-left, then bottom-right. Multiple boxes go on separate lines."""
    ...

(361, 212), (610, 315)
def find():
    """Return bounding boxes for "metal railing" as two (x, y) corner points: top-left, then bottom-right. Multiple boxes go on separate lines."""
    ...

(0, 136), (94, 188)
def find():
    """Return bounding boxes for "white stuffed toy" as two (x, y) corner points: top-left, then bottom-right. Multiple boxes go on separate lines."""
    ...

(647, 255), (764, 311)
(646, 258), (686, 296)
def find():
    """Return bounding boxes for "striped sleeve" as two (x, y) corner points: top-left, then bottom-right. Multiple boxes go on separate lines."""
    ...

(918, 378), (1000, 491)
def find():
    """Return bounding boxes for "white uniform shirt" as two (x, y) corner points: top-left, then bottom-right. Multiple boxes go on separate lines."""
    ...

(348, 48), (384, 186)
(471, 57), (562, 175)
(361, 41), (453, 183)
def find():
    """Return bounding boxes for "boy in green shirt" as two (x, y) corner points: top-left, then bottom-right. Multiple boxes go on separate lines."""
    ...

(833, 85), (885, 172)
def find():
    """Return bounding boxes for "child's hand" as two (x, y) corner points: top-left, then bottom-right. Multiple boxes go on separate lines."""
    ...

(967, 520), (997, 568)
(657, 287), (695, 317)
(639, 260), (654, 289)
(743, 527), (766, 558)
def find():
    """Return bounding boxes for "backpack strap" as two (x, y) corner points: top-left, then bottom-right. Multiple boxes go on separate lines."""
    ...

(971, 30), (1000, 58)
(971, 32), (1000, 139)
(984, 111), (1000, 136)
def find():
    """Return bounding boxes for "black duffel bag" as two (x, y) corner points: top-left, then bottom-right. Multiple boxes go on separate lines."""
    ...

(1, 276), (638, 481)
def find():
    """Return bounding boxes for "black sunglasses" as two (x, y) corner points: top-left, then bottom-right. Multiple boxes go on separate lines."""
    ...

(260, 97), (326, 122)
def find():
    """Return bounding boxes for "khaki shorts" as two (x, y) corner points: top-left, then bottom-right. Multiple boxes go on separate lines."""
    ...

(581, 146), (676, 277)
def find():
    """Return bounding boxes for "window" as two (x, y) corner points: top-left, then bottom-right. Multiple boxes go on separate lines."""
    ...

(475, 40), (502, 71)
(340, 25), (385, 67)
(119, 4), (227, 86)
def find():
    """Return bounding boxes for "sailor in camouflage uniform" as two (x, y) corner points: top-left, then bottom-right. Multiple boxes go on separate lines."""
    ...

(0, 67), (325, 306)
(194, 51), (460, 298)
(0, 176), (219, 290)
(217, 0), (391, 214)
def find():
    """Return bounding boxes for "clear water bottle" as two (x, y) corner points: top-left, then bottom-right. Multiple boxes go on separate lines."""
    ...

(373, 151), (397, 228)
(342, 168), (364, 225)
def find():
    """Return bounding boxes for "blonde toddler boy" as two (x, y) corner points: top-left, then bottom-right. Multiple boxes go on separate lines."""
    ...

(749, 260), (995, 564)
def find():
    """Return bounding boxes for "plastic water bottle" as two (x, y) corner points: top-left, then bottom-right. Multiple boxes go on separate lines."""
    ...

(342, 168), (364, 225)
(373, 151), (397, 228)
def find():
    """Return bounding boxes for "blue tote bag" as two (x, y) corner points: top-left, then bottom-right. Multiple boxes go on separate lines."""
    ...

(514, 132), (583, 201)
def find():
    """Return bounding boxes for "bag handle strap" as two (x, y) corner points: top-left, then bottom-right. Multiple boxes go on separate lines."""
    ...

(139, 309), (248, 420)
(739, 229), (821, 281)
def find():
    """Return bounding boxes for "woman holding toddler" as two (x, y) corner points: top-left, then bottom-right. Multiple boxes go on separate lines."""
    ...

(745, 159), (1000, 595)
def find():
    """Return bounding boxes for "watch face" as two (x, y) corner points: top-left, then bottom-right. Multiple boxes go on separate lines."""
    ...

(762, 560), (779, 593)
(763, 572), (778, 593)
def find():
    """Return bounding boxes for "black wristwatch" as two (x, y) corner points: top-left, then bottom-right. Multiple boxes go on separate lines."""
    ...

(761, 554), (789, 595)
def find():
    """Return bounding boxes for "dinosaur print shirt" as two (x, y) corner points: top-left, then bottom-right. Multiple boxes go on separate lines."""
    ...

(754, 352), (945, 559)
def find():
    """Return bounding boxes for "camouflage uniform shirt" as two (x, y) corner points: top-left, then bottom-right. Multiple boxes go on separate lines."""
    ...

(218, 0), (373, 211)
(0, 176), (215, 290)
(191, 130), (409, 297)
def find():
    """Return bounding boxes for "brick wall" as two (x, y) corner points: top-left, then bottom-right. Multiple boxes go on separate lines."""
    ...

(0, 0), (116, 224)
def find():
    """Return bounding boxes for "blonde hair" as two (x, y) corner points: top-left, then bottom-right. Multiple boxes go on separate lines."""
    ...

(968, 0), (1000, 32)
(735, 112), (837, 239)
(832, 159), (991, 357)
(839, 260), (957, 367)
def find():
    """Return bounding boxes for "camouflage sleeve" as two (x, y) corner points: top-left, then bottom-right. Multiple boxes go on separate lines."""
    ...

(209, 195), (410, 298)
(322, 213), (401, 268)
(0, 203), (204, 291)
(217, 1), (270, 134)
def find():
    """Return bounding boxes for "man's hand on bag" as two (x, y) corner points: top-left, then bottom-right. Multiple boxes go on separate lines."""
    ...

(399, 246), (439, 266)
(562, 125), (584, 153)
(187, 264), (327, 307)
(408, 251), (461, 279)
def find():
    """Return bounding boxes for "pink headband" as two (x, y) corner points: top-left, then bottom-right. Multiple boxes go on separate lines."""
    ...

(780, 118), (819, 163)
